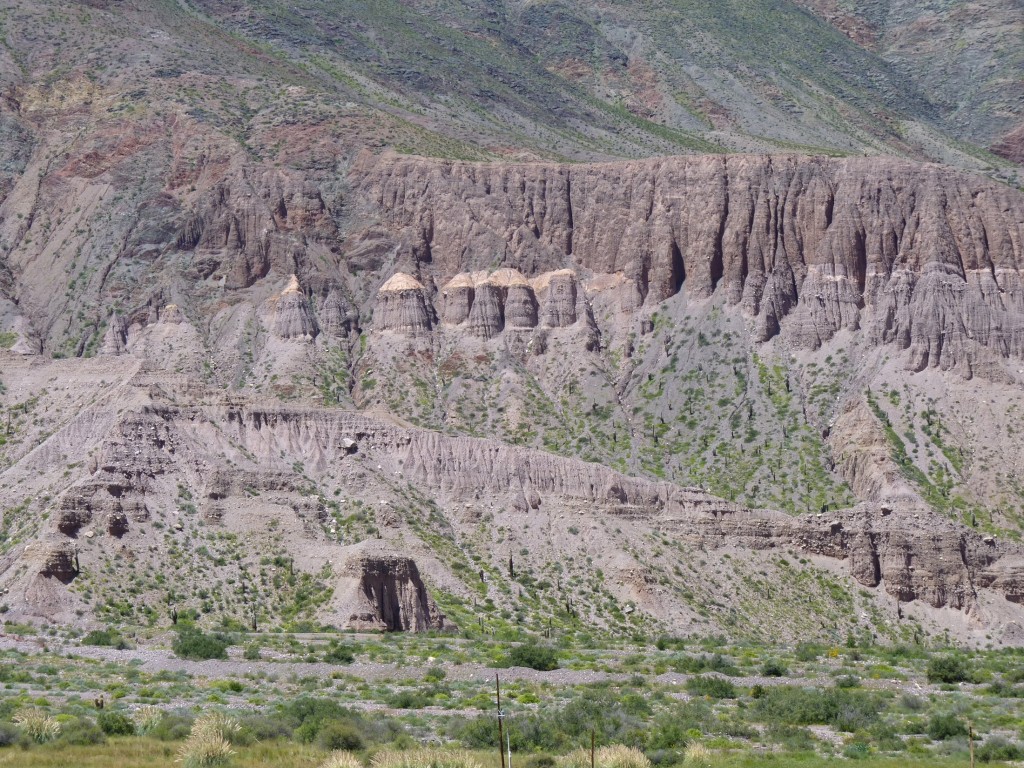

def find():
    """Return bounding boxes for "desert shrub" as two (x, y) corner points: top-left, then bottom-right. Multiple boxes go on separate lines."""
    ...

(13, 708), (60, 743)
(764, 724), (816, 751)
(843, 742), (871, 760)
(926, 656), (971, 684)
(835, 675), (860, 689)
(243, 644), (261, 661)
(173, 629), (230, 660)
(597, 745), (652, 768)
(149, 713), (196, 741)
(320, 752), (364, 768)
(977, 737), (1024, 763)
(671, 654), (738, 676)
(560, 745), (651, 768)
(388, 690), (435, 710)
(192, 712), (242, 744)
(324, 641), (355, 664)
(682, 743), (713, 767)
(318, 721), (365, 751)
(284, 698), (394, 745)
(178, 733), (234, 768)
(686, 675), (736, 699)
(178, 712), (239, 768)
(82, 629), (129, 649)
(752, 686), (882, 731)
(0, 722), (18, 748)
(507, 643), (558, 671)
(424, 667), (447, 683)
(133, 706), (166, 735)
(794, 643), (823, 662)
(59, 716), (107, 746)
(760, 659), (788, 677)
(926, 713), (967, 741)
(98, 710), (135, 736)
(238, 714), (293, 742)
(524, 754), (556, 768)
(372, 749), (482, 768)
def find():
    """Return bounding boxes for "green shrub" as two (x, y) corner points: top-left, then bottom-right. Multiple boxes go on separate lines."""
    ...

(685, 675), (736, 699)
(243, 644), (261, 661)
(842, 742), (870, 760)
(752, 686), (882, 731)
(977, 737), (1024, 763)
(149, 713), (195, 741)
(82, 629), (130, 649)
(173, 629), (230, 660)
(926, 656), (971, 684)
(98, 711), (136, 736)
(835, 675), (860, 689)
(0, 722), (18, 748)
(926, 713), (966, 741)
(324, 642), (355, 664)
(794, 643), (823, 662)
(507, 643), (558, 671)
(238, 714), (293, 742)
(760, 659), (788, 677)
(318, 721), (365, 751)
(59, 717), (107, 746)
(424, 667), (447, 683)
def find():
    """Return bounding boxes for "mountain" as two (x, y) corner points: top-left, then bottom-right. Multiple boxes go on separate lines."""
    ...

(1, 0), (1023, 646)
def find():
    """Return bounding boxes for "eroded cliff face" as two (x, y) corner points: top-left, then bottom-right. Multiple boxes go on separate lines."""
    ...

(0, 363), (1022, 643)
(354, 154), (1024, 378)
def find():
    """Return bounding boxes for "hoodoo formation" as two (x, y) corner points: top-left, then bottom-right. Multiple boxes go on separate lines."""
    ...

(269, 275), (320, 340)
(375, 273), (436, 336)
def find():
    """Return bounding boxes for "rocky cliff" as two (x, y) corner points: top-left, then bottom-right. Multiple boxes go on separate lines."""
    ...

(354, 154), (1024, 378)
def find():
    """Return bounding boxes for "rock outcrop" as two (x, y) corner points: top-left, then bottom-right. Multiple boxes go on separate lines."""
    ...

(268, 275), (319, 340)
(466, 279), (505, 339)
(320, 290), (358, 337)
(202, 403), (1022, 616)
(354, 154), (1024, 377)
(440, 273), (476, 326)
(99, 314), (129, 356)
(375, 273), (435, 336)
(334, 546), (449, 632)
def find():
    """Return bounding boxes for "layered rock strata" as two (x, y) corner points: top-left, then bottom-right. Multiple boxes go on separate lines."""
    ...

(382, 267), (589, 339)
(197, 403), (1023, 615)
(354, 154), (1024, 376)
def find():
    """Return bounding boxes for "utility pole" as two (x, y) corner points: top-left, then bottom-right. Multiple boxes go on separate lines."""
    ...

(496, 674), (506, 768)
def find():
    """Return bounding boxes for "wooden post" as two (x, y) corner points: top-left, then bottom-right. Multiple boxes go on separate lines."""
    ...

(496, 674), (506, 768)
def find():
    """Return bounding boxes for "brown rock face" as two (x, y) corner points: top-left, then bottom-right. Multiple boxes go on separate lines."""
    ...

(340, 552), (449, 632)
(354, 154), (1024, 376)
